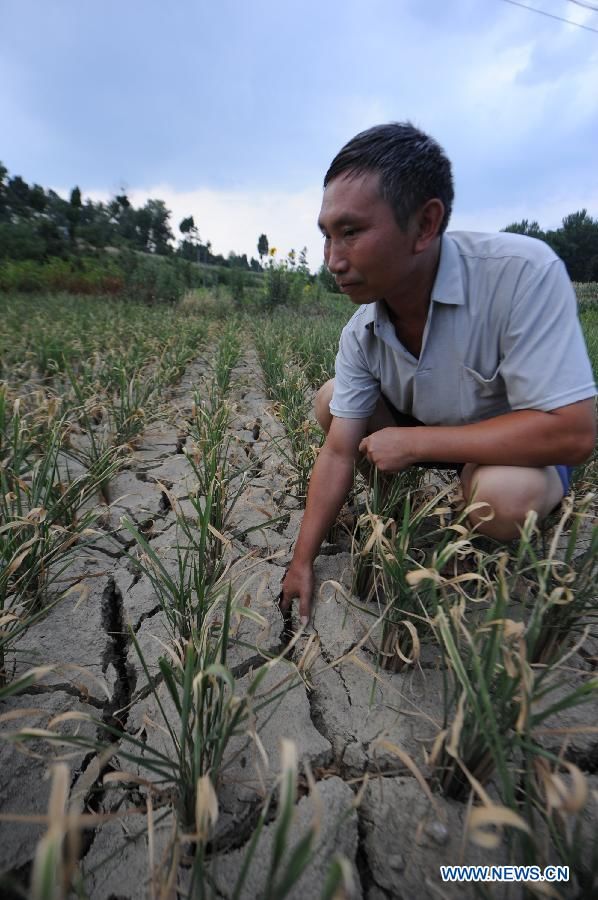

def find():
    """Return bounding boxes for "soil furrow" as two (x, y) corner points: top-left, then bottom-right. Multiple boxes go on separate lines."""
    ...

(100, 578), (137, 733)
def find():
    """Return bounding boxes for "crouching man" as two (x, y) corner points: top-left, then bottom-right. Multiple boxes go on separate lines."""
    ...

(281, 122), (596, 625)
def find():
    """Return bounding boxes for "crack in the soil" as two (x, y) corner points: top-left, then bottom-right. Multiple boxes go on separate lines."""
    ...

(277, 619), (337, 774)
(158, 491), (172, 514)
(563, 742), (598, 774)
(133, 603), (163, 634)
(578, 645), (598, 670)
(272, 512), (290, 535)
(71, 750), (100, 786)
(91, 541), (130, 561)
(63, 580), (143, 868)
(122, 673), (165, 733)
(230, 653), (273, 680)
(133, 460), (174, 479)
(318, 641), (353, 708)
(0, 859), (34, 899)
(15, 682), (105, 709)
(126, 566), (144, 588)
(207, 797), (270, 857)
(355, 808), (382, 899)
(94, 523), (136, 553)
(100, 578), (137, 734)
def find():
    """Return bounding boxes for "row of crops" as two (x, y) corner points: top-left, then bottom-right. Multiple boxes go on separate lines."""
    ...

(0, 286), (597, 899)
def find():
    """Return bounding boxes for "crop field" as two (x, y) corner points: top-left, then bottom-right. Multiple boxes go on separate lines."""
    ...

(0, 286), (597, 899)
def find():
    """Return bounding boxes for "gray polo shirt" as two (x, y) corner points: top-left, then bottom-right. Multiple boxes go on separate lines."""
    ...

(330, 231), (596, 426)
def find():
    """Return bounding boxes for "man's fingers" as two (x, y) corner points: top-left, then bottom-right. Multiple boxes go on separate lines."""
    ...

(279, 572), (300, 612)
(279, 573), (312, 627)
(298, 592), (311, 626)
(279, 583), (294, 612)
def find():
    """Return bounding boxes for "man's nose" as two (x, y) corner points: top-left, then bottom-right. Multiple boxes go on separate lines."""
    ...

(326, 240), (349, 274)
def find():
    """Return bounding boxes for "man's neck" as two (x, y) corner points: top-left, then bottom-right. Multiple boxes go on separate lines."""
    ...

(384, 237), (442, 327)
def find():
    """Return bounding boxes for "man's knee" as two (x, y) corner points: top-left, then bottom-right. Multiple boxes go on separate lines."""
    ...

(460, 464), (564, 541)
(315, 379), (335, 432)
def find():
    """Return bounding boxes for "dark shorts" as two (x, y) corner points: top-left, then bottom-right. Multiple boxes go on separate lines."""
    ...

(554, 465), (574, 494)
(385, 401), (573, 495)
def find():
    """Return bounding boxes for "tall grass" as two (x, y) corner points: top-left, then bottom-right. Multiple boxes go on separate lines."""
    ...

(0, 393), (121, 685)
(255, 325), (324, 503)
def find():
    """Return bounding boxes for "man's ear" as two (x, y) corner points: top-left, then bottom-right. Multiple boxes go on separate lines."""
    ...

(413, 199), (445, 252)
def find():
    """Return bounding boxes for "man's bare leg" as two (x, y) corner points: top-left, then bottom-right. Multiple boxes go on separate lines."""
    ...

(460, 463), (564, 541)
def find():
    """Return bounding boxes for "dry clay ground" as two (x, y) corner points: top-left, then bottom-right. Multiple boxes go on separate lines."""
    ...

(1, 348), (596, 899)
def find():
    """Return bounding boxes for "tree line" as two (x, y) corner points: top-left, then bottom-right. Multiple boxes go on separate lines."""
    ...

(502, 211), (598, 282)
(2, 162), (596, 283)
(0, 163), (263, 272)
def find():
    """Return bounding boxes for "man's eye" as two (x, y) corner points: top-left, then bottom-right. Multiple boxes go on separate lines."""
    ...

(343, 228), (356, 238)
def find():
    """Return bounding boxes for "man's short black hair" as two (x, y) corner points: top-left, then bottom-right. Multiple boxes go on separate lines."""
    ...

(323, 122), (454, 234)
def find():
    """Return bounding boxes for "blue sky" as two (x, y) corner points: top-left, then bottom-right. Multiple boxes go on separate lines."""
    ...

(2, 0), (597, 268)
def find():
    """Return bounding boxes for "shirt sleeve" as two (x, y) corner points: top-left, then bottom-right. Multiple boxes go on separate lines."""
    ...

(500, 259), (596, 412)
(329, 322), (381, 419)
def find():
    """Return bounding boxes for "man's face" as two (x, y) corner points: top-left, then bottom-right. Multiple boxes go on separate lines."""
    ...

(318, 170), (417, 304)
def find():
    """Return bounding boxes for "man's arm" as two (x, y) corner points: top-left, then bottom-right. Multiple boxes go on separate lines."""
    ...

(281, 416), (368, 623)
(359, 398), (596, 471)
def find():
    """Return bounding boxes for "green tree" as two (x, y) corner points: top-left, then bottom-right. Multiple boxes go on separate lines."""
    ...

(28, 184), (47, 214)
(298, 246), (309, 275)
(66, 186), (82, 244)
(108, 192), (138, 246)
(502, 219), (545, 239)
(227, 251), (250, 270)
(38, 218), (68, 258)
(0, 162), (8, 220)
(6, 175), (32, 217)
(120, 199), (173, 254)
(0, 222), (45, 259)
(179, 215), (200, 261)
(546, 210), (598, 282)
(257, 233), (269, 263)
(180, 215), (195, 237)
(79, 199), (111, 248)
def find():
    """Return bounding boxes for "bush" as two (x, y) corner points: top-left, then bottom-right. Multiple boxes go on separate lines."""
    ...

(0, 223), (46, 261)
(263, 260), (309, 307)
(120, 252), (186, 305)
(0, 256), (125, 295)
(575, 282), (598, 312)
(229, 267), (245, 305)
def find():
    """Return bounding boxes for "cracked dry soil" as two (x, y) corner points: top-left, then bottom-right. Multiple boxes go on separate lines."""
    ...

(1, 347), (596, 900)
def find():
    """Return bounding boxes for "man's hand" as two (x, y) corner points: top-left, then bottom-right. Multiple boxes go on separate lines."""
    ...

(280, 561), (314, 626)
(359, 400), (596, 471)
(281, 415), (368, 626)
(358, 427), (417, 472)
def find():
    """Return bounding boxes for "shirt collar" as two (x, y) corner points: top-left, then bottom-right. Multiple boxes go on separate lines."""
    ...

(430, 233), (465, 305)
(362, 232), (464, 329)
